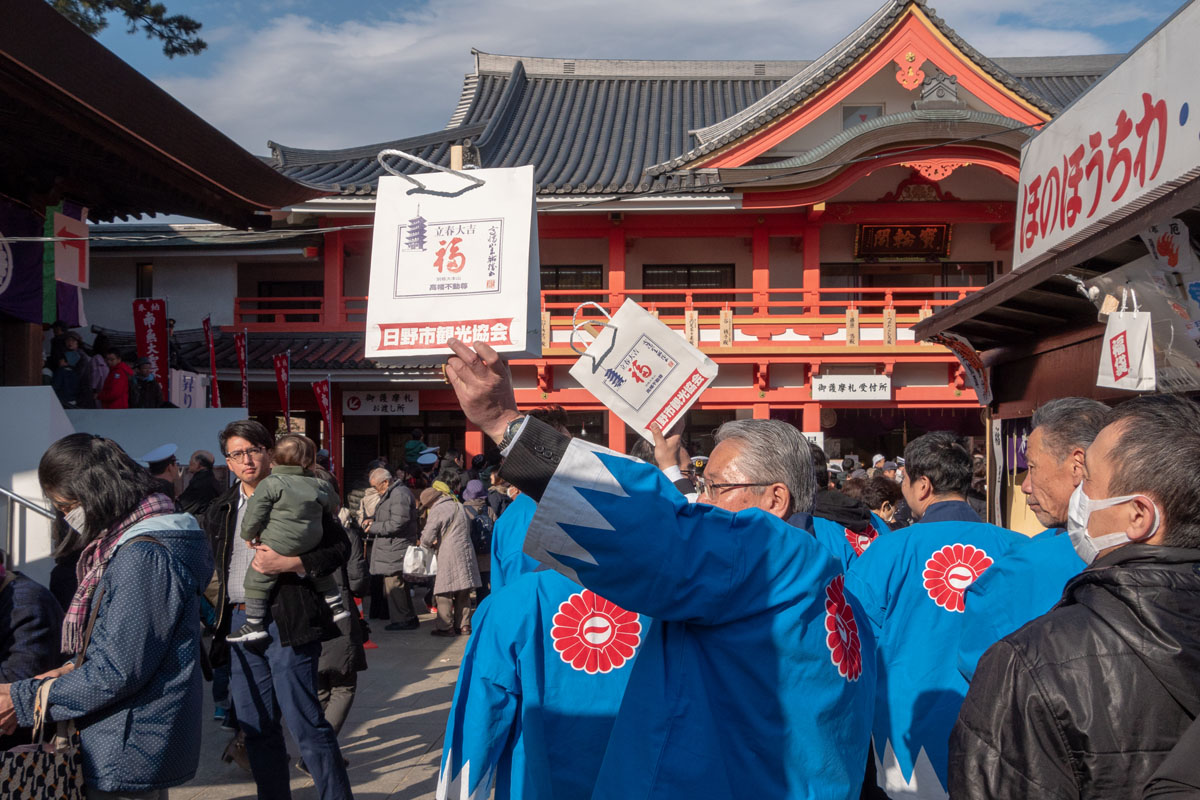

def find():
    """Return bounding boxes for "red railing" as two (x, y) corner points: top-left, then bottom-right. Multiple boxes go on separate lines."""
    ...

(231, 285), (981, 337)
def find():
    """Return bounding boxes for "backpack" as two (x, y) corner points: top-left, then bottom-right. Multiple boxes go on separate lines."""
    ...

(463, 504), (494, 555)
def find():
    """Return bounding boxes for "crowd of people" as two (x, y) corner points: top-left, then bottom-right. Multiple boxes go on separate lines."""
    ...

(45, 320), (189, 409)
(0, 337), (1197, 800)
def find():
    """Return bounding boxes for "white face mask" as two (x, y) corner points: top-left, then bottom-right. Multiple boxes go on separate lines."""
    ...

(1066, 483), (1160, 564)
(63, 505), (88, 536)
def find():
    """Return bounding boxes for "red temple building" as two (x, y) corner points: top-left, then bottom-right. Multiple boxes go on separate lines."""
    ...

(88, 0), (1119, 469)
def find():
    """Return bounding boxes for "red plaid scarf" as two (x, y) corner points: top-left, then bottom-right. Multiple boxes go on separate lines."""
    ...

(62, 493), (176, 654)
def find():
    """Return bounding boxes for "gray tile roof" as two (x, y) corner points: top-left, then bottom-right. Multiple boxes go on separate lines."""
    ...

(267, 3), (1119, 199)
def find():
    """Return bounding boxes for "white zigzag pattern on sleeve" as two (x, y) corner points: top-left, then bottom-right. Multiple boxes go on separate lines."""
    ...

(523, 438), (631, 585)
(872, 737), (948, 800)
(436, 749), (495, 800)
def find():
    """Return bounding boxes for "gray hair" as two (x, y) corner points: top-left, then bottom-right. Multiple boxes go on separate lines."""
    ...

(713, 419), (816, 514)
(368, 467), (391, 486)
(1031, 397), (1110, 461)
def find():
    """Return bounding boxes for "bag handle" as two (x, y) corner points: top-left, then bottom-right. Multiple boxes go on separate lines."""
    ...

(569, 301), (618, 373)
(376, 148), (485, 198)
(31, 676), (57, 743)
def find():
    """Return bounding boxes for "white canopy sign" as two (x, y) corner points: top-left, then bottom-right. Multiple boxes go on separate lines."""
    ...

(1013, 1), (1200, 270)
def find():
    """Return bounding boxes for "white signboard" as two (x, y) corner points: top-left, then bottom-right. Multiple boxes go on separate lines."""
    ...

(364, 165), (540, 364)
(1013, 1), (1200, 270)
(343, 389), (418, 416)
(53, 212), (89, 288)
(803, 432), (825, 450)
(169, 369), (209, 409)
(811, 374), (892, 401)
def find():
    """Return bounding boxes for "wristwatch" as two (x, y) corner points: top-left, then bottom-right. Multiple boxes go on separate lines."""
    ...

(497, 415), (527, 451)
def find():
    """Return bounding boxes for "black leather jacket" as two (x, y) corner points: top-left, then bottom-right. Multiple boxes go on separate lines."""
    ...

(950, 544), (1200, 799)
(203, 484), (348, 656)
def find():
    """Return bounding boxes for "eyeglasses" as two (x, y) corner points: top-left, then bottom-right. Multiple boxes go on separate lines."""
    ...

(225, 446), (267, 463)
(699, 480), (775, 498)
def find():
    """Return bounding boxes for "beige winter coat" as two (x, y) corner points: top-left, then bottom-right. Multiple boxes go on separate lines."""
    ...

(420, 494), (480, 595)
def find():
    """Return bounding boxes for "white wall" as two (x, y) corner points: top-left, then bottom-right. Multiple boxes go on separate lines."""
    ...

(0, 387), (75, 587)
(87, 254), (239, 331)
(65, 408), (248, 468)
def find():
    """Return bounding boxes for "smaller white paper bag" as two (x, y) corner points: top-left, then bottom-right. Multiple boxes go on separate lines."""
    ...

(568, 299), (718, 443)
(402, 544), (438, 578)
(1098, 291), (1156, 391)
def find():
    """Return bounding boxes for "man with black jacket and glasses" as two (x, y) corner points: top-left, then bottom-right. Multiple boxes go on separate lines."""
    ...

(951, 394), (1200, 799)
(204, 419), (354, 800)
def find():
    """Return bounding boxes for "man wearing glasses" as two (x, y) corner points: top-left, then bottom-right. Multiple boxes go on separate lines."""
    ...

(203, 420), (354, 799)
(439, 339), (875, 800)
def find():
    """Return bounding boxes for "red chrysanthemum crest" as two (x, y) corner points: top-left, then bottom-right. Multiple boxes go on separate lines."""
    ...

(845, 524), (879, 557)
(824, 575), (863, 681)
(551, 590), (642, 675)
(922, 543), (994, 613)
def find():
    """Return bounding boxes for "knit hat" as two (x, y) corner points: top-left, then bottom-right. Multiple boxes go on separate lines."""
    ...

(463, 479), (487, 500)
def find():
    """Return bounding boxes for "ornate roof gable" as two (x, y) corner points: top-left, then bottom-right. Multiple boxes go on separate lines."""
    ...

(647, 0), (1053, 176)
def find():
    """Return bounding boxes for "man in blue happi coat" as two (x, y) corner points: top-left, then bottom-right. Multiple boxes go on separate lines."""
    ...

(803, 442), (887, 569)
(846, 431), (1024, 799)
(444, 339), (876, 800)
(956, 398), (1104, 681)
(437, 569), (644, 800)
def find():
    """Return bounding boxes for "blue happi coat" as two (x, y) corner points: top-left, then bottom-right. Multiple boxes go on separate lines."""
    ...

(437, 570), (643, 800)
(522, 440), (876, 800)
(490, 493), (538, 592)
(956, 529), (1085, 681)
(811, 515), (890, 570)
(845, 500), (1024, 799)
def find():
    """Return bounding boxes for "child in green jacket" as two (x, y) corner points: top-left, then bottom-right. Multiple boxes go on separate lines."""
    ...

(228, 434), (348, 642)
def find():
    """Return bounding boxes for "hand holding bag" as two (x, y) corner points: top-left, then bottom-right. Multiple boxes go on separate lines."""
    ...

(0, 676), (85, 800)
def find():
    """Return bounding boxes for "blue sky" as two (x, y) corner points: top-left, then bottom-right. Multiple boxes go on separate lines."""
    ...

(94, 0), (1184, 156)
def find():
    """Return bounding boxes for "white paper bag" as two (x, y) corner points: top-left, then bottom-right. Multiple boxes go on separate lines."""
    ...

(1097, 292), (1156, 391)
(365, 164), (541, 364)
(568, 299), (718, 443)
(402, 544), (438, 578)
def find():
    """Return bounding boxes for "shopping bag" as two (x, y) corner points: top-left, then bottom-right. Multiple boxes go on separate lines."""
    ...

(364, 160), (540, 364)
(1097, 290), (1156, 391)
(568, 299), (719, 443)
(0, 678), (85, 800)
(402, 544), (438, 579)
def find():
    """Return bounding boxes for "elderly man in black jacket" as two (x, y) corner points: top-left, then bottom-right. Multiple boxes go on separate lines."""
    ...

(950, 394), (1200, 799)
(365, 467), (421, 631)
(204, 420), (354, 799)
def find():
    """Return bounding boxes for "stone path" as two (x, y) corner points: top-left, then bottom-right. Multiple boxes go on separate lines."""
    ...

(170, 610), (465, 800)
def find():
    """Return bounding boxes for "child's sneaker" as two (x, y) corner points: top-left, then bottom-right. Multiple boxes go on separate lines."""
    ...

(325, 594), (351, 623)
(228, 618), (270, 643)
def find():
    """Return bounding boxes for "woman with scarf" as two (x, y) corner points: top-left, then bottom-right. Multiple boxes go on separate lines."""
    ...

(0, 434), (213, 800)
(419, 478), (480, 637)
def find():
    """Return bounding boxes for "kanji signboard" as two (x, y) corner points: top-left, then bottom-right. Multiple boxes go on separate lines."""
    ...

(811, 374), (892, 401)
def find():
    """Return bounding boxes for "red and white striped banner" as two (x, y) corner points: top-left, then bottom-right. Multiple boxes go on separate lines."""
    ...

(234, 331), (249, 409)
(202, 315), (220, 408)
(273, 351), (290, 420)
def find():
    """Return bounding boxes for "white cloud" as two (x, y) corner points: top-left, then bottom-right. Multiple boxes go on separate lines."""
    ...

(151, 0), (1145, 154)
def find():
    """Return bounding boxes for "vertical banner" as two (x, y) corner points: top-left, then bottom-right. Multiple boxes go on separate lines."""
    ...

(234, 331), (249, 409)
(273, 351), (291, 421)
(312, 377), (335, 475)
(132, 298), (169, 399)
(202, 315), (220, 408)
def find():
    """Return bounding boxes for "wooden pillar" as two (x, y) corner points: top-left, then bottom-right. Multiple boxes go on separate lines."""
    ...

(752, 226), (770, 315)
(465, 420), (485, 462)
(324, 228), (344, 326)
(608, 227), (626, 309)
(803, 402), (821, 432)
(607, 411), (626, 453)
(802, 225), (821, 313)
(753, 403), (770, 420)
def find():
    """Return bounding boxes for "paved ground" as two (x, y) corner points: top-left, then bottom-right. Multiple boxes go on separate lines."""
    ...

(170, 609), (466, 800)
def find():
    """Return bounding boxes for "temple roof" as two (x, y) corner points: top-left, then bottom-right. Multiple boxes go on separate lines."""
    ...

(268, 4), (1120, 200)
